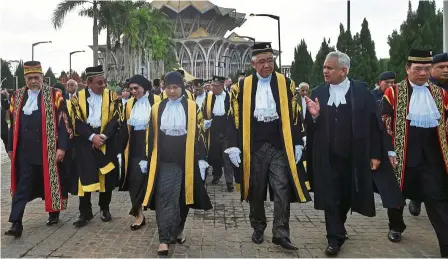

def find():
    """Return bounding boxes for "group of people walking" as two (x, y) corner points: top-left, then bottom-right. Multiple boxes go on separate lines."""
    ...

(4, 42), (448, 257)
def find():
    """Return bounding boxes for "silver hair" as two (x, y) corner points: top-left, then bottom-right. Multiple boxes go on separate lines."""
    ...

(325, 51), (351, 73)
(251, 53), (274, 62)
(298, 82), (309, 89)
(67, 79), (78, 87)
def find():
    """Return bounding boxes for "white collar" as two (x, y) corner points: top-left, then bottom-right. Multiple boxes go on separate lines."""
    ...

(327, 77), (350, 107)
(128, 93), (151, 131)
(86, 88), (103, 128)
(213, 91), (226, 116)
(22, 89), (40, 115)
(407, 80), (440, 128)
(160, 97), (187, 136)
(254, 73), (278, 122)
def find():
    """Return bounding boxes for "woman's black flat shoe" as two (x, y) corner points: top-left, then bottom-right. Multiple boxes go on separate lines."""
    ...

(177, 237), (186, 244)
(130, 217), (146, 231)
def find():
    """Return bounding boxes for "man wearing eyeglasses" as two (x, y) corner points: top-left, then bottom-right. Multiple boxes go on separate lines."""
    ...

(381, 49), (448, 257)
(372, 72), (396, 106)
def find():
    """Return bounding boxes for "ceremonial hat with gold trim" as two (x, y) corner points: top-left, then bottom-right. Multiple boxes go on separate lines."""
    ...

(24, 61), (43, 75)
(85, 65), (104, 78)
(252, 42), (273, 56)
(407, 49), (432, 64)
(212, 75), (225, 83)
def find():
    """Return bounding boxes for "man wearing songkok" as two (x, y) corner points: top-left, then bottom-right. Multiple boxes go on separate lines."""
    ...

(430, 52), (448, 91)
(305, 51), (384, 256)
(118, 74), (160, 230)
(381, 49), (448, 257)
(5, 61), (72, 237)
(226, 42), (310, 250)
(70, 65), (121, 227)
(202, 75), (235, 191)
(372, 71), (396, 106)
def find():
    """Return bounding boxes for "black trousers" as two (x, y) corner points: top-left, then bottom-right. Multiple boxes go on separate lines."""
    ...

(387, 207), (407, 232)
(403, 160), (448, 257)
(78, 191), (112, 217)
(324, 154), (352, 246)
(249, 143), (291, 238)
(210, 133), (234, 184)
(9, 162), (59, 224)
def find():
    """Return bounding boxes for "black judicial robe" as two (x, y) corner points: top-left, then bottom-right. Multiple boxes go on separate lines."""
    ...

(118, 94), (160, 190)
(227, 72), (311, 203)
(202, 91), (231, 166)
(70, 88), (121, 196)
(306, 79), (382, 217)
(142, 97), (212, 211)
(8, 86), (72, 212)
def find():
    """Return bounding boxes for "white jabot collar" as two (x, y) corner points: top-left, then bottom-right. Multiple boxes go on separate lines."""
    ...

(195, 92), (206, 108)
(301, 96), (307, 119)
(213, 91), (226, 116)
(128, 93), (151, 131)
(407, 80), (440, 128)
(86, 88), (103, 128)
(122, 98), (129, 106)
(22, 89), (40, 115)
(254, 73), (279, 122)
(327, 77), (350, 107)
(160, 96), (187, 136)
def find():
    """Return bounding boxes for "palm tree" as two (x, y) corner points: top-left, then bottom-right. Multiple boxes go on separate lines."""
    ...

(52, 0), (100, 66)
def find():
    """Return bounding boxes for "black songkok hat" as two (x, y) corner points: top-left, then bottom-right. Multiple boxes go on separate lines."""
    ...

(165, 71), (185, 89)
(252, 42), (273, 56)
(176, 69), (185, 77)
(212, 75), (225, 84)
(85, 65), (104, 78)
(407, 49), (433, 64)
(128, 74), (151, 92)
(193, 79), (204, 86)
(432, 53), (448, 64)
(378, 71), (396, 82)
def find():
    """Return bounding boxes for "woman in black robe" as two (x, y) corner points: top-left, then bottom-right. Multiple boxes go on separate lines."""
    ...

(118, 75), (160, 230)
(142, 71), (212, 255)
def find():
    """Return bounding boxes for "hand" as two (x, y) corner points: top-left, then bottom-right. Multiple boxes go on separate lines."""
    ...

(117, 154), (122, 168)
(302, 136), (307, 149)
(8, 152), (12, 160)
(99, 134), (107, 141)
(225, 147), (241, 167)
(295, 145), (303, 164)
(198, 160), (209, 180)
(305, 96), (320, 117)
(204, 120), (212, 130)
(92, 134), (105, 149)
(139, 160), (148, 174)
(56, 149), (65, 162)
(370, 159), (381, 170)
(389, 156), (398, 168)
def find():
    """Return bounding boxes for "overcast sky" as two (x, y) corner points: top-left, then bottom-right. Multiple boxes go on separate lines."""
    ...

(0, 0), (445, 77)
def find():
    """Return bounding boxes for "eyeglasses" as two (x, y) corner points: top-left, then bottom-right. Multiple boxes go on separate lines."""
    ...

(256, 58), (274, 66)
(130, 86), (140, 91)
(411, 67), (432, 73)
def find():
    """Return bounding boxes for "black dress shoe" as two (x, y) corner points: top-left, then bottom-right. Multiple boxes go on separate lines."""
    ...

(388, 230), (402, 243)
(100, 210), (112, 222)
(211, 178), (219, 185)
(4, 223), (23, 238)
(130, 217), (146, 231)
(325, 244), (340, 257)
(226, 183), (234, 192)
(251, 231), (264, 244)
(46, 214), (59, 226)
(409, 200), (421, 216)
(272, 237), (298, 250)
(73, 214), (93, 228)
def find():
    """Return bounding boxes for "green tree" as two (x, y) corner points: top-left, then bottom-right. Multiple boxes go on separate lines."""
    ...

(1, 60), (14, 90)
(290, 39), (314, 85)
(350, 18), (378, 88)
(388, 0), (443, 81)
(309, 38), (335, 87)
(377, 58), (390, 74)
(14, 61), (25, 89)
(336, 23), (356, 59)
(44, 67), (57, 86)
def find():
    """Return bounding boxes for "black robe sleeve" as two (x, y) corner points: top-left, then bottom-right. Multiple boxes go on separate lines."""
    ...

(368, 91), (382, 160)
(118, 105), (130, 153)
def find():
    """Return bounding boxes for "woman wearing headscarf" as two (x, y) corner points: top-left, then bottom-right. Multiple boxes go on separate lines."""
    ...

(118, 75), (161, 230)
(142, 71), (212, 255)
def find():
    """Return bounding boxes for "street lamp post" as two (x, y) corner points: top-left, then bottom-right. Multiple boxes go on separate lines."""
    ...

(444, 0), (447, 52)
(69, 50), (85, 78)
(32, 41), (52, 61)
(249, 13), (281, 71)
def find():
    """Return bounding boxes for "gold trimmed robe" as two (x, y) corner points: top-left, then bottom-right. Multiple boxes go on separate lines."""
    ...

(70, 88), (121, 196)
(227, 72), (311, 203)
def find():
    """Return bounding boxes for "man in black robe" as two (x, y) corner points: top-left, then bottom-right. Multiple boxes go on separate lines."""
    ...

(202, 75), (234, 191)
(70, 65), (121, 228)
(305, 51), (383, 256)
(226, 42), (311, 250)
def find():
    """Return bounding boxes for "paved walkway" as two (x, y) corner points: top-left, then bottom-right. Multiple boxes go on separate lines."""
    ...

(0, 146), (441, 258)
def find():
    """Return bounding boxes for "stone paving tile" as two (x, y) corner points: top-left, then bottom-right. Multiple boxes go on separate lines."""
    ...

(0, 158), (442, 258)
